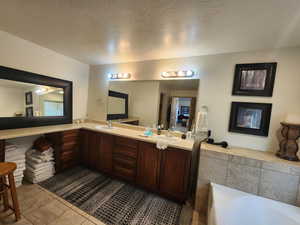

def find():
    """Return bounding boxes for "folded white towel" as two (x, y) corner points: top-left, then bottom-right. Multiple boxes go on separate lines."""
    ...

(5, 143), (17, 150)
(26, 148), (54, 157)
(26, 165), (55, 175)
(26, 161), (54, 170)
(26, 149), (54, 163)
(25, 170), (54, 181)
(156, 139), (169, 150)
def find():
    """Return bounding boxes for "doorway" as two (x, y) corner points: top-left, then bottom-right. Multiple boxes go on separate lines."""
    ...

(169, 97), (196, 132)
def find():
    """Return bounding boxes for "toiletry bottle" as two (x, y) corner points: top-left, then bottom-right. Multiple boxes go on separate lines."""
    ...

(157, 125), (161, 135)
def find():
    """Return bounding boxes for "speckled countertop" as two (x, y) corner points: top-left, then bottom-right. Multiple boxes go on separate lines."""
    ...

(0, 122), (195, 151)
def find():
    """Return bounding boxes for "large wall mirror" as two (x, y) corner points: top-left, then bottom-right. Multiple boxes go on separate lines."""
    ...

(0, 65), (72, 130)
(107, 90), (128, 120)
(107, 79), (199, 132)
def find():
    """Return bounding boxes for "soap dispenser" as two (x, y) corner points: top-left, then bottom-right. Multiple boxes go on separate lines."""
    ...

(157, 125), (161, 135)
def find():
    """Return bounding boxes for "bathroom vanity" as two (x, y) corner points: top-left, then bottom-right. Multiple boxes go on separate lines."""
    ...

(0, 65), (198, 203)
(0, 123), (195, 202)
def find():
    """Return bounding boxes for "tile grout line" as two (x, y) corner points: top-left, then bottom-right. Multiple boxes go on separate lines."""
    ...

(257, 162), (263, 196)
(37, 185), (99, 225)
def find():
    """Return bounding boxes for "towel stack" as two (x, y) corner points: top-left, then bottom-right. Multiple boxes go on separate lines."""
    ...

(5, 143), (27, 187)
(24, 147), (55, 183)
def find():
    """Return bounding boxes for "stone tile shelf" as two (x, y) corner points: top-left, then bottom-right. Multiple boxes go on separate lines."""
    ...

(196, 143), (300, 215)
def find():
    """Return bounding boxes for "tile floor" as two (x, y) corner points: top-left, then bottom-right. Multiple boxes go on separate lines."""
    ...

(0, 183), (105, 225)
(0, 183), (204, 225)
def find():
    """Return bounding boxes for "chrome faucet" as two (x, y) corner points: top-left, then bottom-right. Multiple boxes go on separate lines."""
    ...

(166, 128), (173, 137)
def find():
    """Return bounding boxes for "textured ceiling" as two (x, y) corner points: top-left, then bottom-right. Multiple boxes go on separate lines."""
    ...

(0, 0), (300, 65)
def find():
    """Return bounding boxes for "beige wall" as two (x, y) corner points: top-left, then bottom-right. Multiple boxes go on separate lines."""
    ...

(88, 47), (300, 152)
(169, 90), (198, 98)
(0, 31), (89, 119)
(0, 86), (25, 117)
(198, 48), (300, 151)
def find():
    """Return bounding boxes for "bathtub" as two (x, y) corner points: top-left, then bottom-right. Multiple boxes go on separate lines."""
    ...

(208, 183), (300, 225)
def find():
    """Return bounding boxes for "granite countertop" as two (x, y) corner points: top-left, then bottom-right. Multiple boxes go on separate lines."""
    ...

(0, 122), (195, 151)
(201, 143), (300, 168)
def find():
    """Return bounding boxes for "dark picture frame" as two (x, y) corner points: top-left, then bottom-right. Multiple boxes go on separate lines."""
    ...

(0, 65), (73, 130)
(232, 63), (277, 97)
(26, 107), (33, 117)
(25, 91), (33, 105)
(229, 102), (272, 137)
(107, 90), (128, 120)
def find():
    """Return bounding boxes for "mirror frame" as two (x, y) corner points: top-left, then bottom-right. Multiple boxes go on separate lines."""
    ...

(107, 90), (128, 120)
(0, 65), (73, 130)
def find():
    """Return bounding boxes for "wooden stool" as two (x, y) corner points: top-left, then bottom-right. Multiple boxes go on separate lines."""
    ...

(0, 162), (21, 221)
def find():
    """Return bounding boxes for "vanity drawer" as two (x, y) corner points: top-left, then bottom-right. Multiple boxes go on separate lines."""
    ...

(113, 164), (136, 181)
(62, 141), (78, 152)
(113, 145), (137, 158)
(63, 129), (79, 137)
(113, 154), (136, 168)
(61, 150), (78, 161)
(115, 136), (138, 149)
(63, 130), (79, 143)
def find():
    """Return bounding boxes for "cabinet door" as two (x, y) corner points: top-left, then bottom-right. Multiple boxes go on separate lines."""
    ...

(80, 129), (99, 169)
(137, 142), (161, 192)
(80, 129), (90, 166)
(159, 147), (191, 202)
(88, 131), (98, 169)
(97, 133), (114, 174)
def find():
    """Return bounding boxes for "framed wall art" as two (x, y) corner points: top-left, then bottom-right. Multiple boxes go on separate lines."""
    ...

(25, 91), (33, 105)
(229, 102), (272, 136)
(232, 62), (277, 97)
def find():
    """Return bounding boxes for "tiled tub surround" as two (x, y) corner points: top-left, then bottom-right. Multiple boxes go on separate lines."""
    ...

(196, 143), (300, 215)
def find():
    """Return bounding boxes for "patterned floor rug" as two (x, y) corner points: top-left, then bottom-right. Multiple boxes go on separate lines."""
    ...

(39, 166), (182, 225)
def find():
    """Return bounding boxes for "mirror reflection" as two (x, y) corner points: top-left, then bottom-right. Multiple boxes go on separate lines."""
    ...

(107, 79), (199, 132)
(0, 79), (64, 118)
(108, 97), (126, 115)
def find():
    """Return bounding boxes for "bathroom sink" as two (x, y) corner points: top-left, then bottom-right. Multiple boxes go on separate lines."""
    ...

(95, 125), (114, 130)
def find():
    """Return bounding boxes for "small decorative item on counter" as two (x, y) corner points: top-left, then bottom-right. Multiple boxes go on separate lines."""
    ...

(157, 125), (162, 135)
(186, 131), (193, 140)
(181, 133), (187, 139)
(276, 113), (300, 161)
(144, 127), (153, 137)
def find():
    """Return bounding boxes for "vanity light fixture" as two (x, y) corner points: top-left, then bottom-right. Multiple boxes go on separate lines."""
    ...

(161, 70), (194, 78)
(108, 73), (131, 80)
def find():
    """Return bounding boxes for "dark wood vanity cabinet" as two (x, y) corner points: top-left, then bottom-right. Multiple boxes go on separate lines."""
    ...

(136, 142), (191, 202)
(54, 129), (191, 202)
(80, 129), (114, 174)
(46, 129), (80, 172)
(159, 147), (191, 202)
(112, 136), (138, 182)
(80, 129), (99, 169)
(97, 133), (114, 174)
(136, 142), (161, 192)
